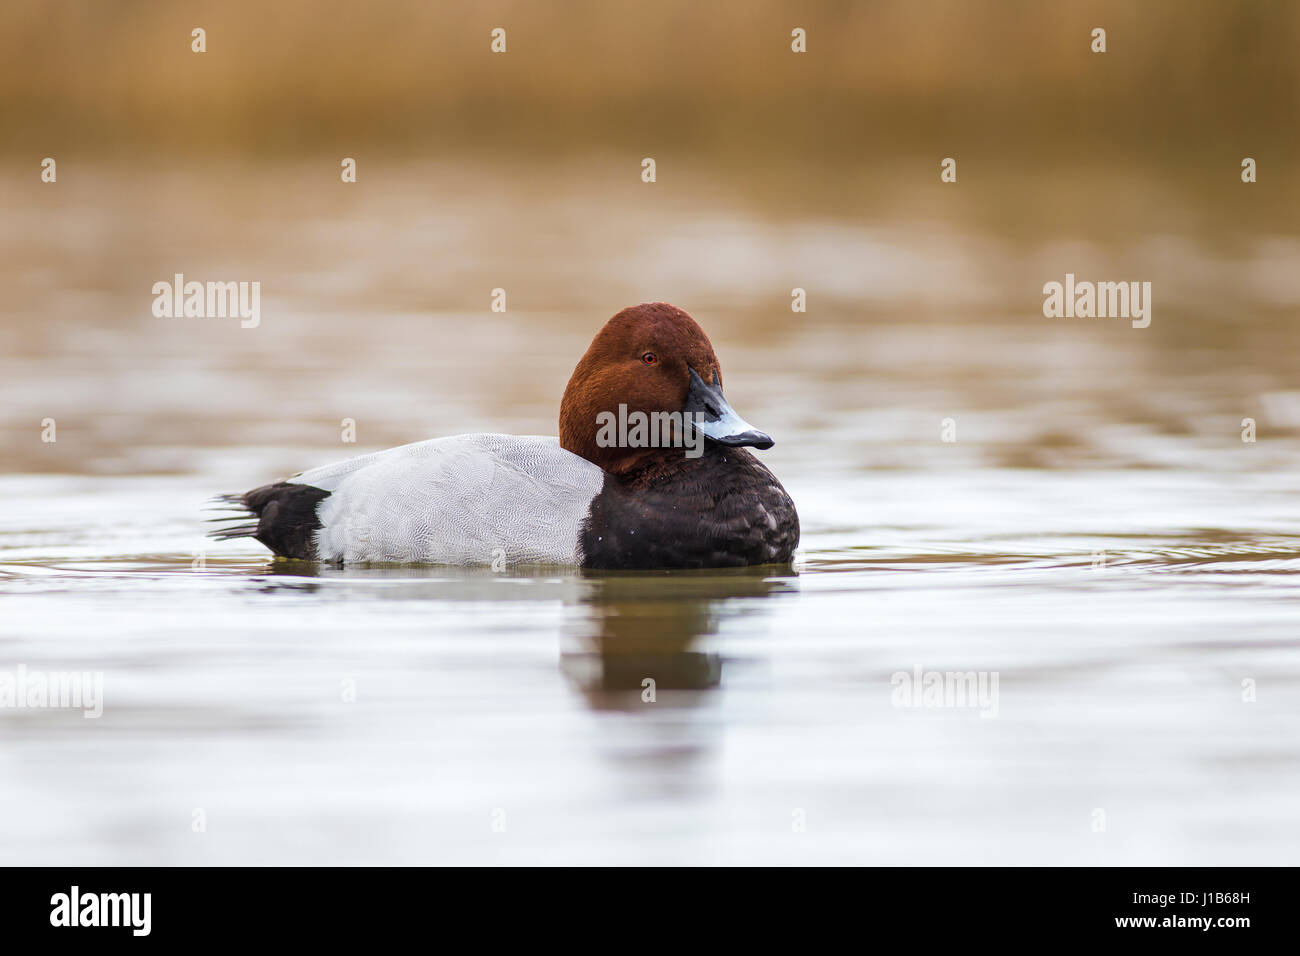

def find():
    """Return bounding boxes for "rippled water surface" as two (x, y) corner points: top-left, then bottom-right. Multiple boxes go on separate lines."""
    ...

(2, 161), (1299, 865)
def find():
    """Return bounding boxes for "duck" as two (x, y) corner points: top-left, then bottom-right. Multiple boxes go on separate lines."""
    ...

(210, 303), (799, 569)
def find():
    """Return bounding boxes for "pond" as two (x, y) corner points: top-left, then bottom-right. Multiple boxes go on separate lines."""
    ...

(2, 159), (1298, 864)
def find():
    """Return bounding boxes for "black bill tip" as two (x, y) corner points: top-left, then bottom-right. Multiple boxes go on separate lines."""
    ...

(712, 429), (774, 450)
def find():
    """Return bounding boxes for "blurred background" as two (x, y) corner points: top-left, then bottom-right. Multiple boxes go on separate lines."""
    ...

(2, 0), (1298, 474)
(1, 1), (1299, 865)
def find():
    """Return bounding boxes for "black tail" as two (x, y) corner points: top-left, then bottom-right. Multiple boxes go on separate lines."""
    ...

(205, 494), (259, 541)
(206, 482), (331, 559)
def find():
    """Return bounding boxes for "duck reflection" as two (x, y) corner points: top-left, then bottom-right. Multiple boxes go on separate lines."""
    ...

(251, 558), (798, 714)
(562, 566), (796, 710)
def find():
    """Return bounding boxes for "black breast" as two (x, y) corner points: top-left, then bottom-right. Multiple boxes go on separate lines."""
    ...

(580, 446), (800, 570)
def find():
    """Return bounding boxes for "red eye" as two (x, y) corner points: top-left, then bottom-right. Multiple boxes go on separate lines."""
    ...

(641, 352), (658, 365)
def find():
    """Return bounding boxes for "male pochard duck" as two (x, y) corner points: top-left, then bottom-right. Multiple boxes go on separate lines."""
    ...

(211, 303), (799, 569)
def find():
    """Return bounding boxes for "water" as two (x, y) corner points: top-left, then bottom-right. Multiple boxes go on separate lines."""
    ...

(2, 160), (1299, 865)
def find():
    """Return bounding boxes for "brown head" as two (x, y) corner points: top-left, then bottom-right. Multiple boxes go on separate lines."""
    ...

(560, 303), (773, 477)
